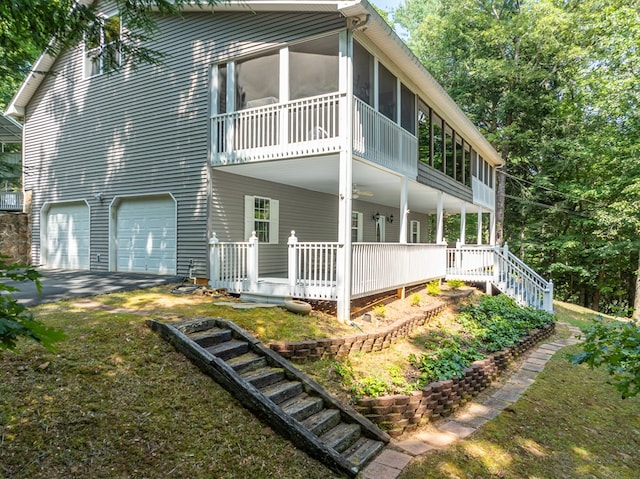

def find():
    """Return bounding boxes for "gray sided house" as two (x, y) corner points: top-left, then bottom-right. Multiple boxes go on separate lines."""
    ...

(7, 0), (553, 320)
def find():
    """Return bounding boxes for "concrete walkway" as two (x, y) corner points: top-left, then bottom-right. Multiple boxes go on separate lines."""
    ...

(359, 322), (583, 479)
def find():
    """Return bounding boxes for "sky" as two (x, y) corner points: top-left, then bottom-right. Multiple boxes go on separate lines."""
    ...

(371, 0), (405, 11)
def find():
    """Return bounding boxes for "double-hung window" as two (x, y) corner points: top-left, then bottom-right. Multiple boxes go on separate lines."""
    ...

(84, 14), (121, 78)
(244, 195), (279, 244)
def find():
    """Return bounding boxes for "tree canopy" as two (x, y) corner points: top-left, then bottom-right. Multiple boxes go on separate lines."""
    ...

(396, 0), (640, 316)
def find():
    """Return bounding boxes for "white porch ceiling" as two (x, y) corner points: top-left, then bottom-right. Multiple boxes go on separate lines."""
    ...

(216, 156), (483, 215)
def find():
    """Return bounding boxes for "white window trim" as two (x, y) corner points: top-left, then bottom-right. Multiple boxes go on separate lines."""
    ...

(410, 220), (421, 243)
(244, 195), (279, 244)
(352, 211), (363, 242)
(83, 12), (121, 79)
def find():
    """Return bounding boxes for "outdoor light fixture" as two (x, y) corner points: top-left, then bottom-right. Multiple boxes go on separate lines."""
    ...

(372, 212), (380, 222)
(94, 192), (104, 203)
(387, 214), (394, 224)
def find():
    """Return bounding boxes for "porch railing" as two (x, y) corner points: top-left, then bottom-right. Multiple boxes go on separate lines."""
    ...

(351, 243), (446, 298)
(446, 244), (554, 312)
(353, 97), (418, 178)
(208, 233), (258, 293)
(0, 191), (23, 211)
(288, 234), (340, 300)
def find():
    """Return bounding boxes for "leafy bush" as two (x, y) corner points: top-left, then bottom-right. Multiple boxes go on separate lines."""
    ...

(0, 257), (65, 351)
(334, 360), (417, 398)
(372, 304), (386, 318)
(410, 293), (421, 306)
(426, 280), (441, 296)
(570, 319), (640, 398)
(409, 336), (483, 384)
(446, 279), (465, 290)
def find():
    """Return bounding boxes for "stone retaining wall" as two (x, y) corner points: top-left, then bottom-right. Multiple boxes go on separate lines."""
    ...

(354, 322), (556, 437)
(0, 212), (30, 264)
(269, 301), (448, 362)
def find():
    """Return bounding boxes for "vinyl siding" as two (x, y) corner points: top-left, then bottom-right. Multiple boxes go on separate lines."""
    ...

(22, 10), (346, 276)
(417, 163), (474, 204)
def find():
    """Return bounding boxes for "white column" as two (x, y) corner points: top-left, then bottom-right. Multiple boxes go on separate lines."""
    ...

(399, 176), (408, 244)
(436, 192), (444, 244)
(460, 204), (466, 246)
(247, 231), (259, 292)
(477, 208), (483, 245)
(279, 46), (289, 146)
(208, 232), (220, 288)
(336, 30), (353, 323)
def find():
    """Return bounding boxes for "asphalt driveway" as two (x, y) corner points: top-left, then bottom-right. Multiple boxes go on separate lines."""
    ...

(1, 269), (182, 306)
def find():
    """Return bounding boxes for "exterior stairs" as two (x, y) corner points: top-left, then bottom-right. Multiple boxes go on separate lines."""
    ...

(147, 317), (389, 478)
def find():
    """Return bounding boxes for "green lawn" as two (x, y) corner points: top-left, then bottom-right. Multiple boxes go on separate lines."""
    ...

(2, 289), (638, 479)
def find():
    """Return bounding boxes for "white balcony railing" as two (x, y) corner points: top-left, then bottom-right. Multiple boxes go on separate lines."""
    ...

(353, 97), (418, 178)
(211, 93), (419, 178)
(212, 93), (343, 165)
(288, 234), (340, 300)
(0, 191), (23, 211)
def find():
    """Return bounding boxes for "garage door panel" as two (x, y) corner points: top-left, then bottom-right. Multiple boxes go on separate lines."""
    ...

(44, 202), (90, 270)
(115, 196), (176, 275)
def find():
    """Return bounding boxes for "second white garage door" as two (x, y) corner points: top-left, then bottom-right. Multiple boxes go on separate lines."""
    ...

(42, 201), (90, 270)
(114, 195), (176, 274)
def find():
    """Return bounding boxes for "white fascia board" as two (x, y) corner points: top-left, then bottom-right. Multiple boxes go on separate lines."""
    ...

(6, 51), (56, 118)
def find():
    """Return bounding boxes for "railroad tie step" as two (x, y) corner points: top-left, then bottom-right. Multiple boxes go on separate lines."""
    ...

(343, 437), (385, 468)
(189, 328), (233, 348)
(206, 339), (249, 360)
(226, 352), (267, 375)
(241, 367), (285, 389)
(300, 408), (342, 437)
(319, 423), (361, 453)
(280, 394), (324, 421)
(261, 380), (304, 405)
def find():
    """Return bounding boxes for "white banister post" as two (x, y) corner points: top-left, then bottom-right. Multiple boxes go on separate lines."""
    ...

(399, 176), (408, 244)
(544, 280), (554, 312)
(247, 231), (259, 292)
(436, 192), (445, 244)
(460, 204), (466, 246)
(288, 231), (298, 294)
(209, 232), (220, 288)
(455, 240), (462, 272)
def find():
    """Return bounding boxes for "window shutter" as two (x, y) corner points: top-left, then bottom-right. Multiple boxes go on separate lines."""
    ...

(270, 199), (279, 244)
(244, 195), (254, 240)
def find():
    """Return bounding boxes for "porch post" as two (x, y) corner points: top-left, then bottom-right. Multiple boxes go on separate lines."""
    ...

(460, 204), (466, 246)
(399, 176), (408, 244)
(477, 208), (483, 245)
(336, 29), (353, 323)
(436, 192), (445, 244)
(209, 232), (220, 288)
(288, 231), (298, 295)
(489, 211), (496, 245)
(247, 231), (259, 292)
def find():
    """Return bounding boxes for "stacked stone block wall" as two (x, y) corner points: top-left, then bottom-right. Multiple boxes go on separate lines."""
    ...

(354, 322), (556, 437)
(0, 212), (30, 264)
(269, 302), (448, 362)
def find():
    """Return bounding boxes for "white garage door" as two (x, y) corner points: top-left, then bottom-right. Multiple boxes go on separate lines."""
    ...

(43, 202), (90, 270)
(115, 196), (176, 274)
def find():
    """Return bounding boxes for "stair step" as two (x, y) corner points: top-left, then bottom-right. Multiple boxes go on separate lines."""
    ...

(343, 437), (385, 468)
(301, 408), (342, 437)
(189, 328), (233, 348)
(226, 352), (267, 374)
(261, 380), (304, 405)
(206, 339), (249, 360)
(241, 367), (285, 389)
(280, 394), (324, 421)
(319, 423), (361, 453)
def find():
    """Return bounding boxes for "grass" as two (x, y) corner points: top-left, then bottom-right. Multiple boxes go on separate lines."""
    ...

(398, 303), (640, 479)
(0, 289), (342, 479)
(3, 286), (639, 479)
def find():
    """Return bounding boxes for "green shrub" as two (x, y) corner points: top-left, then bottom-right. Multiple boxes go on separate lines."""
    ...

(409, 336), (483, 384)
(426, 280), (441, 296)
(570, 319), (640, 398)
(446, 279), (465, 290)
(410, 293), (421, 306)
(372, 305), (386, 318)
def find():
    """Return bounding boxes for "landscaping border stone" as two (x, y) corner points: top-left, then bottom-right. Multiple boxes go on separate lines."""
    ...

(354, 322), (556, 437)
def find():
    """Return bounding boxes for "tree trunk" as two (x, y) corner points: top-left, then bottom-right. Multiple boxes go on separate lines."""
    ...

(495, 162), (506, 246)
(633, 250), (640, 320)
